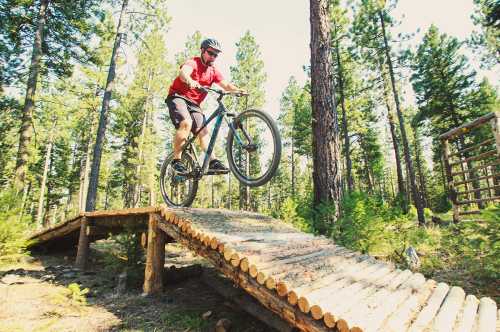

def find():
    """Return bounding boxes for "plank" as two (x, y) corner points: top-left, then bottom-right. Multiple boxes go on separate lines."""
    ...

(407, 282), (450, 332)
(431, 286), (466, 332)
(453, 294), (479, 332)
(475, 297), (497, 332)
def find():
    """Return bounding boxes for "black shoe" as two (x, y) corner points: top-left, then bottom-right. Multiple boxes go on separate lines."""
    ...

(171, 159), (188, 175)
(208, 159), (229, 174)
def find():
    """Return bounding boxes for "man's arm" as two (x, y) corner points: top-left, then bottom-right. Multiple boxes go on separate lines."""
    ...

(179, 65), (200, 89)
(217, 80), (246, 94)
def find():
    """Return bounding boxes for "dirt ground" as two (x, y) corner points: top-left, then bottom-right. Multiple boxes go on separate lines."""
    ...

(0, 241), (276, 332)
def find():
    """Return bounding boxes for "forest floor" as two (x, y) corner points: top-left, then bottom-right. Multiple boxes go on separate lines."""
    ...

(0, 241), (274, 332)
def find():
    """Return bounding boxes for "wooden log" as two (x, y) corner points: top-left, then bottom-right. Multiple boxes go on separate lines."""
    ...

(75, 216), (89, 270)
(451, 160), (500, 177)
(346, 273), (426, 332)
(431, 286), (466, 332)
(453, 294), (479, 332)
(309, 264), (394, 320)
(381, 279), (436, 332)
(492, 112), (500, 155)
(84, 206), (157, 217)
(457, 185), (500, 196)
(156, 215), (329, 332)
(143, 213), (166, 295)
(449, 150), (496, 168)
(407, 282), (450, 332)
(457, 195), (500, 205)
(476, 297), (497, 332)
(439, 112), (495, 140)
(449, 138), (496, 158)
(300, 261), (385, 316)
(288, 255), (376, 307)
(454, 173), (500, 187)
(334, 270), (416, 330)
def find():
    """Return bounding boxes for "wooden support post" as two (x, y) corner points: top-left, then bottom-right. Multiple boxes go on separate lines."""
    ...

(143, 213), (165, 295)
(442, 140), (460, 222)
(492, 112), (500, 155)
(75, 216), (90, 270)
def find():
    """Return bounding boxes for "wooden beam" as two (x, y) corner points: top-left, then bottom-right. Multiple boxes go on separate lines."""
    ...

(439, 112), (495, 141)
(453, 172), (500, 187)
(449, 138), (495, 158)
(143, 213), (166, 295)
(457, 195), (500, 206)
(75, 216), (90, 270)
(448, 150), (496, 167)
(451, 160), (500, 177)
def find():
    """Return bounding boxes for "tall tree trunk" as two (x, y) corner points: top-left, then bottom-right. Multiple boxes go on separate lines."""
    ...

(378, 10), (425, 225)
(310, 0), (343, 222)
(36, 132), (54, 227)
(85, 0), (128, 212)
(79, 134), (93, 212)
(15, 0), (50, 189)
(335, 38), (353, 192)
(413, 127), (429, 207)
(379, 58), (406, 202)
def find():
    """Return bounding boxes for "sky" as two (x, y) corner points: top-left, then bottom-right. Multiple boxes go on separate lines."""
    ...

(163, 0), (499, 119)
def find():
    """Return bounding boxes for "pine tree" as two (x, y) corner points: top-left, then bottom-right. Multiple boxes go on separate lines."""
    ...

(469, 0), (500, 68)
(310, 0), (343, 222)
(12, 0), (104, 189)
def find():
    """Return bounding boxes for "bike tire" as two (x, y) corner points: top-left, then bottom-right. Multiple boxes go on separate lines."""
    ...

(159, 152), (199, 207)
(226, 109), (281, 187)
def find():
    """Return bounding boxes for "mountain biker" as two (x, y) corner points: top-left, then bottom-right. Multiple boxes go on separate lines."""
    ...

(166, 38), (246, 174)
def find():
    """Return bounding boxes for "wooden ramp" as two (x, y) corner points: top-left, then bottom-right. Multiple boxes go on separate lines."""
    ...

(28, 207), (499, 332)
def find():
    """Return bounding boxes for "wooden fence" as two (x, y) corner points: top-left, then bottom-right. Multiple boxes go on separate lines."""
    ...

(440, 112), (500, 222)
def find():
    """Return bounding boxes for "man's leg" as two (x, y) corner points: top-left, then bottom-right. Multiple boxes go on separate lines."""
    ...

(173, 119), (192, 159)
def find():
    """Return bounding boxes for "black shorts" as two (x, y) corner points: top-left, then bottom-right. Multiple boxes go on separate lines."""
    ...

(165, 95), (205, 134)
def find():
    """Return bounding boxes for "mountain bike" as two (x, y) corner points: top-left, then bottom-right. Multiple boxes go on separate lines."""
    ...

(160, 87), (282, 207)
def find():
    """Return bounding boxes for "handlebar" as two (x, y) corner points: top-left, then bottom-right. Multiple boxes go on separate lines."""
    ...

(198, 86), (248, 98)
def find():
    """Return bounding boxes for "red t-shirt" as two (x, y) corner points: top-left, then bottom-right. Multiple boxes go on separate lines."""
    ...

(168, 57), (224, 106)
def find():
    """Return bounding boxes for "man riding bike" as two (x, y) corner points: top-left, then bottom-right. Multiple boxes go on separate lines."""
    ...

(165, 38), (246, 175)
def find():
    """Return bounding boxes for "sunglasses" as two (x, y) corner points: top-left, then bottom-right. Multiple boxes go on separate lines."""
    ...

(206, 50), (219, 58)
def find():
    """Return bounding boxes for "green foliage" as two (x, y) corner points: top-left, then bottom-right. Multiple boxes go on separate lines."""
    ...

(469, 0), (500, 68)
(66, 283), (89, 305)
(331, 192), (439, 261)
(442, 207), (499, 282)
(0, 190), (31, 264)
(275, 197), (310, 232)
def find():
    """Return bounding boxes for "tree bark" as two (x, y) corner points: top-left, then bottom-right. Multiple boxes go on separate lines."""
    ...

(378, 10), (425, 225)
(85, 0), (128, 212)
(14, 0), (50, 189)
(310, 0), (343, 221)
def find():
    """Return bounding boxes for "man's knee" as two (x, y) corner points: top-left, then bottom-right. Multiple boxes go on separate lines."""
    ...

(178, 119), (192, 131)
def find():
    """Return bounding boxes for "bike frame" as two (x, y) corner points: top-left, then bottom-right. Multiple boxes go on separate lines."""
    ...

(180, 94), (248, 178)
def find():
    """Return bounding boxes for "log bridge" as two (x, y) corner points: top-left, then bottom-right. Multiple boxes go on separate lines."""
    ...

(28, 206), (499, 332)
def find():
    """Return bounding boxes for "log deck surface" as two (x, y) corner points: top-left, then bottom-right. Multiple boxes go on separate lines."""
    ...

(28, 206), (498, 332)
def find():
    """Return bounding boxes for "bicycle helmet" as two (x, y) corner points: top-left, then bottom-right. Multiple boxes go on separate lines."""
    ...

(201, 38), (222, 52)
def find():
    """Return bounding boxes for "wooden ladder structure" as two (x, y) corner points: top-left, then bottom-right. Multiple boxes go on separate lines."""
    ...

(440, 112), (500, 221)
(29, 207), (499, 332)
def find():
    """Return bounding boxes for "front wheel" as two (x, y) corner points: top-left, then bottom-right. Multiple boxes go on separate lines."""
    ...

(226, 109), (281, 187)
(159, 152), (199, 207)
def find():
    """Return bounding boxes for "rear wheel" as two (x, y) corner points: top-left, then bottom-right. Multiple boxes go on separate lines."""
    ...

(160, 152), (199, 207)
(226, 109), (281, 187)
